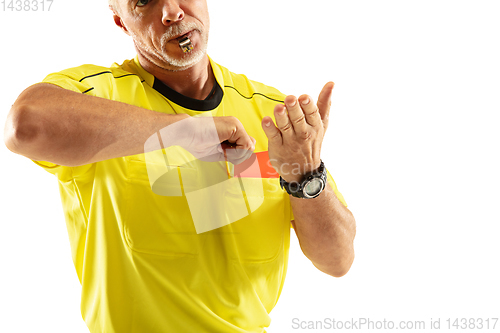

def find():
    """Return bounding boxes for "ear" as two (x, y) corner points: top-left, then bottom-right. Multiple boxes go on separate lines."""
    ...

(111, 7), (130, 35)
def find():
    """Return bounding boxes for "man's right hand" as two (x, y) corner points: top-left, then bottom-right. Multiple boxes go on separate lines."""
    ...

(155, 115), (256, 165)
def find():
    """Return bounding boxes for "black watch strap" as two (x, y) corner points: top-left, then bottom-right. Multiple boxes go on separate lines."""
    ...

(279, 161), (326, 199)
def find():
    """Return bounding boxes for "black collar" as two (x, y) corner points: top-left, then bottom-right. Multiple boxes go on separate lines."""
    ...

(152, 78), (223, 112)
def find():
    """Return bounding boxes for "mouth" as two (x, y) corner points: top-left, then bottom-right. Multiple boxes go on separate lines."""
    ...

(172, 30), (193, 42)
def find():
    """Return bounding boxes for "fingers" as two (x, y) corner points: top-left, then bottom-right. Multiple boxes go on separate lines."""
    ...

(220, 136), (256, 165)
(231, 130), (256, 152)
(221, 124), (256, 165)
(261, 115), (283, 146)
(273, 103), (295, 141)
(224, 147), (254, 165)
(298, 94), (322, 129)
(216, 116), (255, 152)
(317, 81), (334, 133)
(271, 93), (323, 143)
(284, 95), (309, 137)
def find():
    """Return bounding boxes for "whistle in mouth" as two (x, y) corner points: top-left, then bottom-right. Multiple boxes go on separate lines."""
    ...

(178, 36), (194, 53)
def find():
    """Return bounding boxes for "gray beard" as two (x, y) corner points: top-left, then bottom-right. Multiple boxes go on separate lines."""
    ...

(133, 21), (209, 72)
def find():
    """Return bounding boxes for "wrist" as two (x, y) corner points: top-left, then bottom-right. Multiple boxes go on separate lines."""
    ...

(279, 160), (322, 183)
(157, 113), (192, 148)
(281, 175), (303, 184)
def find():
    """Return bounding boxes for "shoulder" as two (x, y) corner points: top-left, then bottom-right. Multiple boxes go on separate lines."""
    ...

(41, 59), (145, 97)
(212, 61), (286, 104)
(44, 59), (139, 84)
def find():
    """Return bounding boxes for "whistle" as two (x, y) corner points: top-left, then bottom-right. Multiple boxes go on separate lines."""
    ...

(178, 36), (194, 53)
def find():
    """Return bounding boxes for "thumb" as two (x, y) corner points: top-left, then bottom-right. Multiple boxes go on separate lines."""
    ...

(317, 81), (334, 133)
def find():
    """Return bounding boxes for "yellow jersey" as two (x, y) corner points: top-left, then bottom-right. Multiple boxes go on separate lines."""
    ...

(34, 56), (347, 332)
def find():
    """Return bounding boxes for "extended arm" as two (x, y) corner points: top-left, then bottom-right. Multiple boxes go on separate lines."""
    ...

(261, 82), (356, 277)
(4, 83), (254, 166)
(290, 184), (356, 277)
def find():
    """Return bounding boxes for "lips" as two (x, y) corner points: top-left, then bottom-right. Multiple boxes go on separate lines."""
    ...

(173, 30), (193, 42)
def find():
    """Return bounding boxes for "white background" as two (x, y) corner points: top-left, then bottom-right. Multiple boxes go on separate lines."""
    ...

(1, 0), (499, 332)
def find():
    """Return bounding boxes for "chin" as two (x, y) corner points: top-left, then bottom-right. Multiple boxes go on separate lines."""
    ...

(163, 49), (207, 72)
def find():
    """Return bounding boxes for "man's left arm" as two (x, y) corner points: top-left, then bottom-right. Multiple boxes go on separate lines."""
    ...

(290, 183), (356, 277)
(261, 82), (356, 277)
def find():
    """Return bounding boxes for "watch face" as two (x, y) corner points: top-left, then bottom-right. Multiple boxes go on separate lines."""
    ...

(304, 178), (324, 197)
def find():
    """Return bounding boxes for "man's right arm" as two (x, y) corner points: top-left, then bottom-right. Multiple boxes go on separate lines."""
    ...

(4, 83), (254, 167)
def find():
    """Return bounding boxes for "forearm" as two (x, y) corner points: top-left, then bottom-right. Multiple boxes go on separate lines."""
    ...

(290, 183), (356, 277)
(4, 83), (189, 166)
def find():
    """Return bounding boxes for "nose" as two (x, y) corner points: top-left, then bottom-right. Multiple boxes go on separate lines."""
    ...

(162, 1), (185, 25)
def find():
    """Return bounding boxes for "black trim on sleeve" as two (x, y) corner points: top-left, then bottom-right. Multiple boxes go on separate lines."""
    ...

(75, 71), (143, 95)
(224, 85), (284, 103)
(78, 71), (141, 83)
(78, 71), (111, 82)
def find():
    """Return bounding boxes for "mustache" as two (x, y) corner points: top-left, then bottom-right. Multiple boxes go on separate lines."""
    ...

(161, 21), (202, 43)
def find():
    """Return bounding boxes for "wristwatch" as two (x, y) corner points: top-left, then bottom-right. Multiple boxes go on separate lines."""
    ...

(279, 160), (327, 199)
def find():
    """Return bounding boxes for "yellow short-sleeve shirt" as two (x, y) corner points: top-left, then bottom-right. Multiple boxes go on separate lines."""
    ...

(35, 56), (347, 333)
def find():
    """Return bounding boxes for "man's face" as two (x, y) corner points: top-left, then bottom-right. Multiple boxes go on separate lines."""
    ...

(114, 0), (210, 71)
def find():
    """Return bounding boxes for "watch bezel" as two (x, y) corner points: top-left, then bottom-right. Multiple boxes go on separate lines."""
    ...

(279, 161), (327, 199)
(302, 177), (326, 199)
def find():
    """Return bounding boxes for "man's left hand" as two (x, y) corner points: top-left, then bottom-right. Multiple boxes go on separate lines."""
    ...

(261, 82), (334, 183)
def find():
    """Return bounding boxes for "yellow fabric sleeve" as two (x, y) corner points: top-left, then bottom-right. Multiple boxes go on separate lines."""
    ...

(42, 72), (95, 94)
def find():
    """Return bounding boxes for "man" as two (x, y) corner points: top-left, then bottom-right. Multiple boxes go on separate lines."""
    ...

(3, 0), (356, 331)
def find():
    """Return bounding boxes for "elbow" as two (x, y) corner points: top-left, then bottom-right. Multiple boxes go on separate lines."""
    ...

(321, 262), (354, 279)
(4, 83), (85, 166)
(313, 250), (355, 278)
(330, 259), (354, 278)
(4, 102), (41, 155)
(4, 83), (61, 155)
